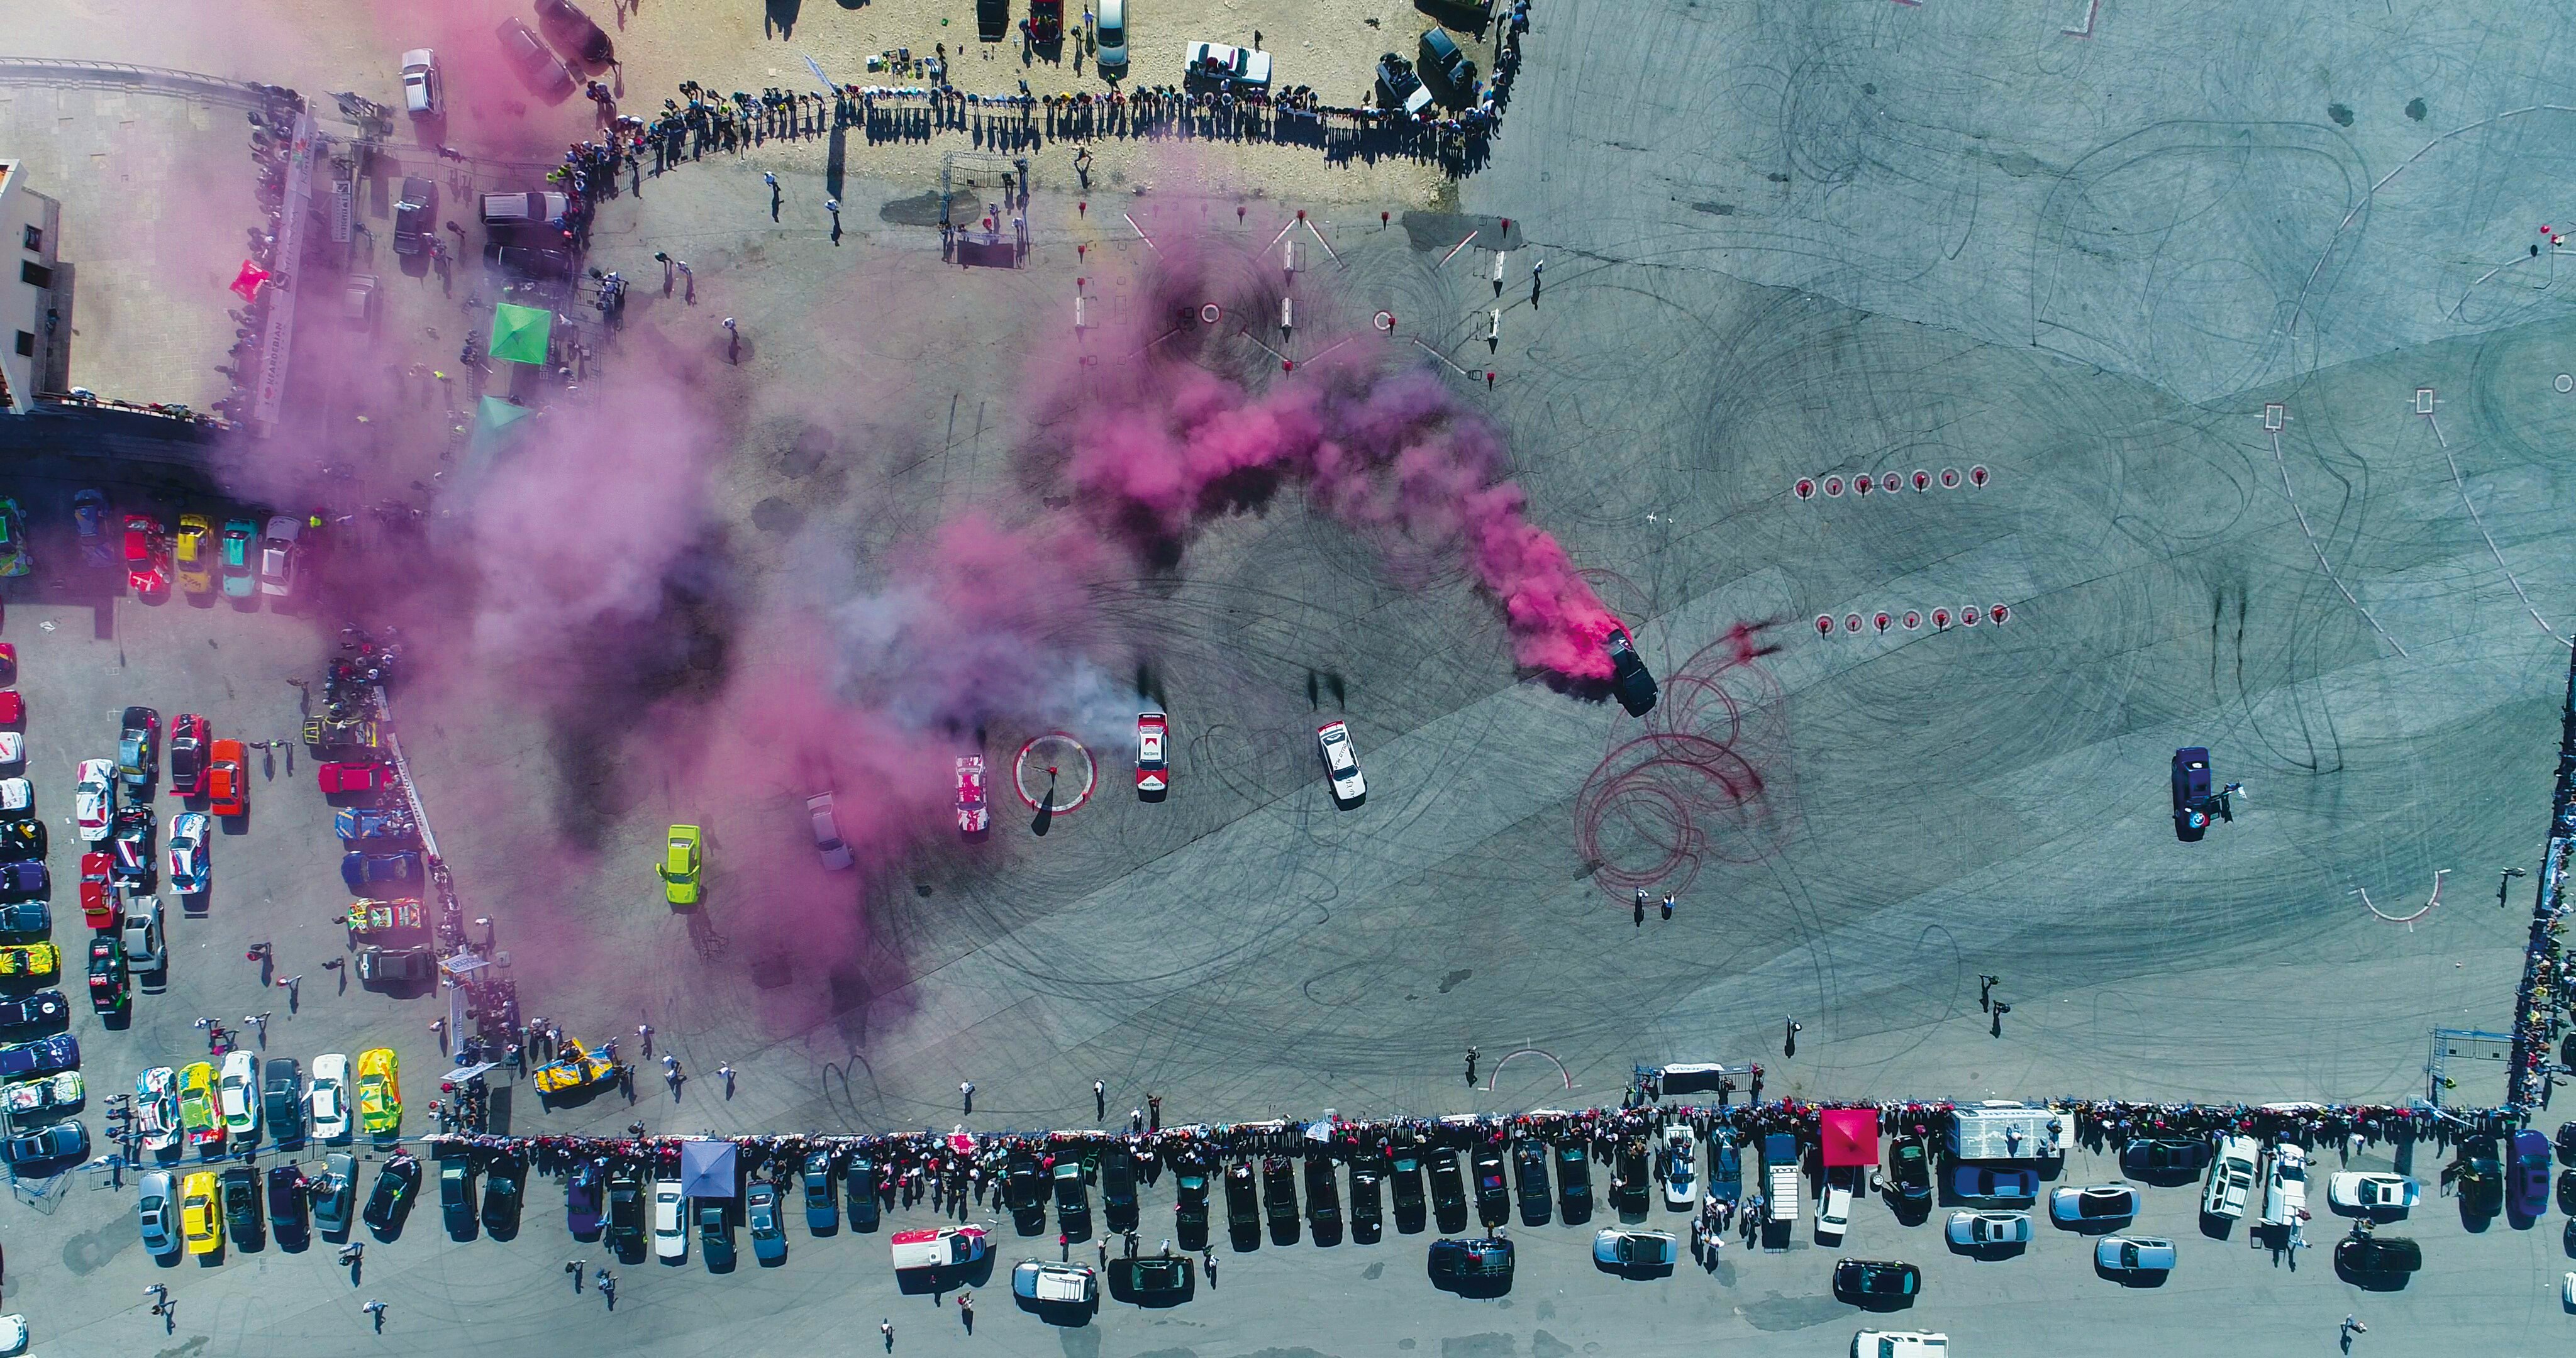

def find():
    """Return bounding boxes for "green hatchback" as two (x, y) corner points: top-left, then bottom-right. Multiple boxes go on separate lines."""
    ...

(218, 518), (257, 598)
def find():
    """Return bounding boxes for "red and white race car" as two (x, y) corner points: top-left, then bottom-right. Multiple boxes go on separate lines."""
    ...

(954, 756), (989, 836)
(123, 514), (170, 599)
(1135, 711), (1169, 800)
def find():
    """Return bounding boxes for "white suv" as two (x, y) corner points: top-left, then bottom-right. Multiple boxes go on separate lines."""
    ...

(2203, 1135), (2258, 1219)
(1853, 1333), (1947, 1358)
(400, 50), (441, 116)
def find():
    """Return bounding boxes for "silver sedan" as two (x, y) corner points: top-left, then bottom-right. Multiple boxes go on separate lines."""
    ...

(1945, 1210), (2033, 1247)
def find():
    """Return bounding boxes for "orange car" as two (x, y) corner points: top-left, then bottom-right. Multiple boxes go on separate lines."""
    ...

(206, 740), (247, 818)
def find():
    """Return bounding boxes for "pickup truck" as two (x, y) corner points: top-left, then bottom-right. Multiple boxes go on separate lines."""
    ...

(1183, 41), (1272, 89)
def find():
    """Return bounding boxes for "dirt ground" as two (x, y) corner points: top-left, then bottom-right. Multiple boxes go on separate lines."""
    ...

(18, 0), (1495, 207)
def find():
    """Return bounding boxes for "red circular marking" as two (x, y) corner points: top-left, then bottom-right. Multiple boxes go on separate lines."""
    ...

(1933, 608), (1951, 628)
(1913, 470), (1931, 492)
(1816, 615), (1834, 637)
(1873, 612), (1890, 633)
(1794, 478), (1816, 500)
(1961, 605), (1980, 626)
(1940, 468), (1960, 489)
(1969, 465), (1989, 488)
(1990, 604), (2010, 624)
(1823, 476), (1845, 497)
(1853, 473), (1873, 495)
(1902, 611), (1921, 631)
(1844, 614), (1863, 634)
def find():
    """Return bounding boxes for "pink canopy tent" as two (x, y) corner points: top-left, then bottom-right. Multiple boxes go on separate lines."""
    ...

(1819, 1107), (1881, 1168)
(230, 260), (270, 302)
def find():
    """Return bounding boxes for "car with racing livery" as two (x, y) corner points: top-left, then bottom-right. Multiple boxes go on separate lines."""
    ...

(0, 944), (58, 978)
(125, 514), (170, 599)
(168, 714), (208, 795)
(1317, 720), (1366, 804)
(174, 515), (213, 596)
(111, 805), (155, 887)
(955, 756), (989, 836)
(165, 811), (209, 894)
(118, 707), (158, 791)
(74, 758), (115, 841)
(1135, 711), (1169, 800)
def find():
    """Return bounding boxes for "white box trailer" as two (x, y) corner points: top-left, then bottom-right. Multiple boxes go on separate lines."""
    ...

(1947, 1102), (2067, 1161)
(1763, 1133), (1801, 1222)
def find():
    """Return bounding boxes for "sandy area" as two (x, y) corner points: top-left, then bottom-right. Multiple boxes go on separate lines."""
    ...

(16, 0), (1501, 207)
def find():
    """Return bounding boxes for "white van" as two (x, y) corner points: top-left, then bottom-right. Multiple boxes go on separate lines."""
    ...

(1095, 0), (1128, 67)
(2203, 1135), (2258, 1219)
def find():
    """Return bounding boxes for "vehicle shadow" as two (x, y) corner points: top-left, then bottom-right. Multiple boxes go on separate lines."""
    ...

(894, 1256), (995, 1295)
(1430, 1272), (1511, 1300)
(1943, 1241), (2029, 1263)
(2196, 1212), (2235, 1242)
(2092, 1261), (2172, 1289)
(1592, 1259), (1675, 1282)
(1106, 1263), (1194, 1308)
(1014, 1296), (1097, 1327)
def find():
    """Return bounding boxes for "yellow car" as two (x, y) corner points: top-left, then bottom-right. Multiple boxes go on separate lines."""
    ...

(531, 1039), (618, 1097)
(657, 824), (702, 906)
(173, 514), (213, 597)
(182, 1169), (221, 1255)
(177, 1060), (223, 1150)
(356, 1047), (401, 1137)
(0, 944), (58, 977)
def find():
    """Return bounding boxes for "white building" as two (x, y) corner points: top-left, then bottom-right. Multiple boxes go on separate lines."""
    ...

(0, 161), (62, 414)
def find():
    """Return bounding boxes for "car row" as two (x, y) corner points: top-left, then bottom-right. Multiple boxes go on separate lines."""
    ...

(142, 1048), (391, 1159)
(69, 492), (304, 602)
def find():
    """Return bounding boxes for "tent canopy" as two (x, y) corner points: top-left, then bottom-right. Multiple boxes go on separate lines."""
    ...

(680, 1139), (739, 1198)
(1819, 1107), (1881, 1168)
(489, 302), (553, 366)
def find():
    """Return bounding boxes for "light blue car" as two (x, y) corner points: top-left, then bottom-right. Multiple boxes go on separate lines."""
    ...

(2094, 1234), (2176, 1274)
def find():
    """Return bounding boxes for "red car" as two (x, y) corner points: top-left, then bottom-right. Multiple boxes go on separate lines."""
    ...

(123, 514), (170, 599)
(316, 761), (387, 795)
(955, 756), (989, 837)
(206, 739), (247, 819)
(79, 851), (117, 929)
(1135, 711), (1169, 800)
(0, 692), (21, 726)
(168, 714), (209, 796)
(0, 642), (16, 685)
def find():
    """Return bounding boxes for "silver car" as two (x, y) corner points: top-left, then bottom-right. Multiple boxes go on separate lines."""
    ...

(1591, 1228), (1678, 1267)
(2048, 1183), (2137, 1225)
(1944, 1210), (2032, 1247)
(2094, 1234), (2176, 1274)
(137, 1169), (179, 1255)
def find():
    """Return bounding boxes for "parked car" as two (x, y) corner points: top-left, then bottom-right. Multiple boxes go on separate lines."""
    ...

(1951, 1164), (2038, 1203)
(2203, 1135), (2259, 1218)
(1, 1118), (86, 1165)
(495, 18), (575, 94)
(1662, 1125), (1698, 1210)
(72, 490), (111, 567)
(1348, 1162), (1382, 1242)
(1885, 1139), (1932, 1206)
(183, 1169), (223, 1255)
(218, 1049), (261, 1140)
(1428, 1235), (1514, 1283)
(138, 1169), (180, 1255)
(268, 1163), (311, 1242)
(1014, 1258), (1101, 1306)
(2512, 1129), (2553, 1219)
(845, 1155), (880, 1232)
(219, 1164), (260, 1242)
(699, 1204), (736, 1270)
(125, 514), (170, 598)
(356, 1047), (401, 1137)
(608, 1172), (645, 1249)
(177, 1059), (221, 1150)
(257, 516), (301, 596)
(2050, 1183), (2138, 1225)
(1428, 1149), (1467, 1234)
(117, 707), (159, 790)
(484, 1156), (525, 1235)
(1513, 1139), (1552, 1225)
(1055, 1159), (1092, 1239)
(312, 1152), (358, 1234)
(0, 1035), (72, 1079)
(2454, 1137), (2504, 1217)
(342, 849), (423, 891)
(747, 1182), (787, 1264)
(207, 739), (248, 817)
(1852, 1331), (1950, 1357)
(1182, 40), (1272, 87)
(166, 812), (209, 893)
(73, 758), (114, 841)
(364, 1152), (421, 1232)
(1375, 52), (1431, 115)
(1417, 26), (1475, 92)
(1472, 1148), (1509, 1228)
(440, 1157), (479, 1237)
(1555, 1142), (1592, 1223)
(565, 1159), (604, 1237)
(357, 945), (435, 986)
(2095, 1234), (2176, 1276)
(2334, 1234), (2421, 1278)
(1832, 1257), (1921, 1302)
(1818, 1166), (1857, 1244)
(85, 937), (126, 1014)
(315, 759), (387, 795)
(799, 1152), (838, 1234)
(262, 1058), (303, 1147)
(2123, 1136), (2210, 1179)
(400, 49), (441, 115)
(2327, 1171), (2419, 1216)
(121, 895), (165, 973)
(650, 1178), (686, 1260)
(1945, 1210), (2033, 1248)
(0, 991), (66, 1033)
(0, 498), (28, 577)
(1592, 1228), (1678, 1269)
(219, 519), (257, 597)
(1104, 1147), (1140, 1234)
(1307, 1153), (1344, 1238)
(109, 805), (155, 887)
(1388, 1149), (1425, 1234)
(1176, 1164), (1213, 1247)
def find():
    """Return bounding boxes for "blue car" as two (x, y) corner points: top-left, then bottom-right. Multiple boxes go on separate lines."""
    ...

(341, 851), (423, 892)
(2172, 747), (2213, 842)
(748, 1182), (787, 1264)
(0, 1034), (79, 1079)
(334, 808), (418, 846)
(0, 862), (45, 907)
(1951, 1164), (2039, 1203)
(72, 490), (112, 568)
(1707, 1139), (1742, 1203)
(3, 1118), (87, 1166)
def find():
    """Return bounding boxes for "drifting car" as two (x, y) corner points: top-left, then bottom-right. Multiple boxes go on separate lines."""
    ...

(166, 811), (209, 893)
(0, 865), (46, 910)
(110, 805), (155, 886)
(136, 1066), (180, 1152)
(652, 1178), (687, 1261)
(748, 1182), (787, 1264)
(177, 1060), (223, 1150)
(0, 1034), (79, 1079)
(1317, 720), (1366, 803)
(125, 514), (170, 598)
(312, 1152), (359, 1235)
(174, 515), (213, 596)
(1428, 1235), (1514, 1283)
(168, 714), (208, 795)
(206, 739), (248, 817)
(218, 1048), (261, 1140)
(0, 990), (65, 1032)
(1662, 1125), (1698, 1210)
(138, 1169), (180, 1256)
(1605, 627), (1659, 715)
(182, 1169), (223, 1255)
(658, 825), (702, 904)
(309, 1052), (351, 1142)
(2049, 1183), (2139, 1225)
(0, 944), (59, 978)
(2326, 1171), (2419, 1215)
(314, 759), (386, 795)
(0, 497), (28, 577)
(2, 1071), (84, 1122)
(218, 518), (258, 597)
(496, 16), (575, 93)
(257, 515), (300, 597)
(118, 706), (158, 790)
(1135, 711), (1169, 799)
(531, 1039), (618, 1098)
(2095, 1234), (2177, 1275)
(1945, 1210), (2033, 1247)
(2172, 746), (2214, 841)
(1833, 1257), (1921, 1302)
(955, 756), (989, 836)
(74, 758), (115, 841)
(1592, 1228), (1679, 1269)
(364, 1152), (421, 1231)
(342, 849), (423, 891)
(804, 792), (853, 871)
(72, 490), (112, 566)
(356, 1047), (401, 1137)
(535, 0), (615, 63)
(86, 937), (127, 1014)
(1182, 40), (1272, 87)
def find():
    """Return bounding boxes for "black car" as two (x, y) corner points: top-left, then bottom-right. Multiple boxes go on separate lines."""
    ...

(86, 938), (127, 1015)
(495, 17), (574, 94)
(1223, 1161), (1260, 1244)
(1110, 1253), (1191, 1301)
(1472, 1149), (1510, 1228)
(1885, 1139), (1933, 1205)
(262, 1058), (303, 1148)
(1004, 1151), (1046, 1233)
(607, 1169), (643, 1248)
(1053, 1159), (1092, 1240)
(484, 241), (577, 280)
(1428, 1236), (1514, 1289)
(2557, 1120), (2576, 1168)
(1174, 1168), (1211, 1250)
(357, 946), (436, 986)
(803, 1151), (838, 1235)
(1512, 1140), (1551, 1225)
(1613, 1139), (1650, 1213)
(1605, 628), (1658, 715)
(1429, 1149), (1468, 1234)
(2335, 1234), (2421, 1278)
(110, 805), (155, 887)
(0, 822), (42, 863)
(845, 1155), (880, 1232)
(976, 0), (1009, 40)
(482, 1155), (525, 1236)
(1390, 1150), (1427, 1234)
(2121, 1137), (2210, 1181)
(267, 1163), (310, 1241)
(394, 177), (436, 258)
(1545, 1144), (1587, 1226)
(1262, 1156), (1299, 1241)
(2172, 746), (2214, 841)
(1417, 26), (1476, 92)
(364, 1153), (422, 1233)
(1305, 1154), (1342, 1241)
(1833, 1258), (1921, 1303)
(699, 1203), (735, 1271)
(1103, 1148), (1139, 1234)
(533, 0), (614, 64)
(312, 1152), (357, 1235)
(1349, 1163), (1384, 1242)
(0, 989), (65, 1031)
(2454, 1139), (2504, 1217)
(118, 707), (158, 790)
(440, 1157), (478, 1239)
(221, 1165), (262, 1243)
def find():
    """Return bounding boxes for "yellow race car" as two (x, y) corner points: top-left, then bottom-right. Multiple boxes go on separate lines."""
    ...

(177, 1060), (223, 1150)
(657, 825), (702, 905)
(182, 1169), (222, 1255)
(0, 944), (58, 977)
(531, 1039), (618, 1097)
(356, 1046), (401, 1137)
(174, 514), (213, 597)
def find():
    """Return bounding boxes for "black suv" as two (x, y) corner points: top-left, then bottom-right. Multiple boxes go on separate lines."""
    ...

(1429, 1149), (1468, 1234)
(1174, 1166), (1211, 1250)
(1102, 1148), (1139, 1234)
(1513, 1140), (1552, 1225)
(1224, 1161), (1260, 1245)
(1262, 1156), (1299, 1242)
(1304, 1154), (1342, 1244)
(1390, 1149), (1426, 1234)
(394, 177), (436, 258)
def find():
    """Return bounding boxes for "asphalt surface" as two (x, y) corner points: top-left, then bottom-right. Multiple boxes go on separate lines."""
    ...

(11, 0), (2576, 1354)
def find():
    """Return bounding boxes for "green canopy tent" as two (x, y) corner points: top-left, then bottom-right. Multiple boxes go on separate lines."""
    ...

(487, 302), (553, 367)
(469, 395), (537, 458)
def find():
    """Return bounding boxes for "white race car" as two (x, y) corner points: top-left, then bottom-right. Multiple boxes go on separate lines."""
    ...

(308, 1052), (351, 1144)
(2326, 1171), (2418, 1215)
(217, 1048), (260, 1139)
(74, 759), (116, 841)
(136, 1066), (180, 1152)
(1660, 1125), (1697, 1209)
(1316, 720), (1366, 804)
(1135, 711), (1169, 800)
(165, 812), (209, 894)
